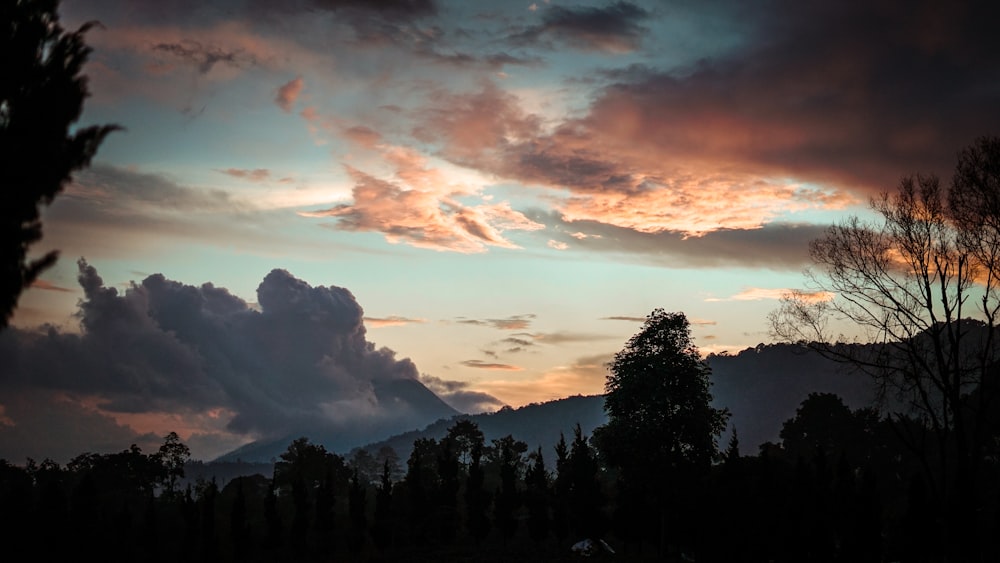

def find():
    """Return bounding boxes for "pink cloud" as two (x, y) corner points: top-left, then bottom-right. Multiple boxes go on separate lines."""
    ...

(275, 76), (304, 112)
(364, 315), (426, 327)
(302, 144), (543, 253)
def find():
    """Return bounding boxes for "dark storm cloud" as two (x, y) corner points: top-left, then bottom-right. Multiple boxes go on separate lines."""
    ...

(511, 1), (650, 53)
(420, 375), (505, 414)
(0, 260), (429, 441)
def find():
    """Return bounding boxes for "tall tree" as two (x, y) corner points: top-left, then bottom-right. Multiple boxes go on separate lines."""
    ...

(771, 137), (1000, 562)
(1, 0), (119, 328)
(524, 446), (550, 544)
(594, 309), (728, 553)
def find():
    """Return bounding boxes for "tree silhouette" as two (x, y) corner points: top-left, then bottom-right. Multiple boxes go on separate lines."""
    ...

(524, 446), (550, 544)
(1, 0), (119, 328)
(594, 309), (727, 554)
(771, 137), (1000, 561)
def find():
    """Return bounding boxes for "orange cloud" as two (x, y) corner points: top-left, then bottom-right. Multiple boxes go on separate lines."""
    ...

(30, 279), (73, 292)
(705, 287), (835, 302)
(415, 82), (858, 238)
(302, 142), (544, 252)
(476, 353), (611, 407)
(364, 315), (426, 327)
(460, 360), (523, 371)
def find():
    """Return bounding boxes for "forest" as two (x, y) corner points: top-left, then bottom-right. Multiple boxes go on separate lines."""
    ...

(1, 312), (998, 562)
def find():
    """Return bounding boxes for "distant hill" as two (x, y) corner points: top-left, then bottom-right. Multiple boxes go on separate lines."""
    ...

(217, 342), (879, 463)
(358, 394), (608, 464)
(708, 343), (874, 452)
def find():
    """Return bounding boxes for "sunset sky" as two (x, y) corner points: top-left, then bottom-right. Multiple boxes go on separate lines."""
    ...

(4, 0), (1000, 461)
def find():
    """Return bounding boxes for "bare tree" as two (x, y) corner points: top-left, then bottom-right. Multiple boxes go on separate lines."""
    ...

(770, 137), (1000, 562)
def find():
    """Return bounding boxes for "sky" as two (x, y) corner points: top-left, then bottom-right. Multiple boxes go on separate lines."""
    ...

(4, 0), (1000, 461)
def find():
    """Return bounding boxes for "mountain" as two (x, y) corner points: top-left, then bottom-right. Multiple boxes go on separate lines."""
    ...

(217, 342), (878, 463)
(358, 394), (608, 465)
(708, 343), (874, 451)
(215, 377), (458, 462)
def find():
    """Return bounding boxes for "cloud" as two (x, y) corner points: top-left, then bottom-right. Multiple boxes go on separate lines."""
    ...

(0, 260), (454, 460)
(548, 239), (568, 250)
(536, 212), (828, 270)
(512, 1), (650, 53)
(30, 279), (73, 293)
(529, 331), (616, 345)
(309, 0), (438, 20)
(301, 145), (544, 252)
(151, 40), (259, 74)
(600, 315), (646, 322)
(705, 287), (835, 303)
(420, 375), (505, 414)
(364, 315), (426, 327)
(220, 168), (271, 182)
(459, 360), (523, 371)
(456, 314), (536, 330)
(275, 77), (305, 112)
(477, 353), (612, 407)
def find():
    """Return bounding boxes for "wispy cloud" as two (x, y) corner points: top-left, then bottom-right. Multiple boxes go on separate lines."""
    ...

(30, 280), (73, 293)
(364, 315), (426, 328)
(705, 288), (834, 303)
(456, 314), (536, 330)
(459, 360), (523, 371)
(220, 168), (271, 182)
(476, 353), (611, 407)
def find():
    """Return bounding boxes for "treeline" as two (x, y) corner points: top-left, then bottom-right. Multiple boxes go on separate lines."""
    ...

(2, 393), (998, 562)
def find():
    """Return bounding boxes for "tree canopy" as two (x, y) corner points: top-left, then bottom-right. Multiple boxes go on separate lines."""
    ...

(596, 309), (728, 479)
(1, 0), (118, 328)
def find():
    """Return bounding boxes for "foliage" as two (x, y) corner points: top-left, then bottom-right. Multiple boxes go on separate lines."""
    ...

(1, 0), (119, 327)
(596, 309), (728, 481)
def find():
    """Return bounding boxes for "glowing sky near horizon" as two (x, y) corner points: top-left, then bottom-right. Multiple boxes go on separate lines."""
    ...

(5, 0), (1000, 461)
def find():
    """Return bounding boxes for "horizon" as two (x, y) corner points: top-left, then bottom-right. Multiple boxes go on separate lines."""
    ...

(4, 0), (1000, 462)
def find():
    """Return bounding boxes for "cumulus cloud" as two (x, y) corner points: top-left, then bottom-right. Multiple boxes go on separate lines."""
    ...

(0, 261), (456, 461)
